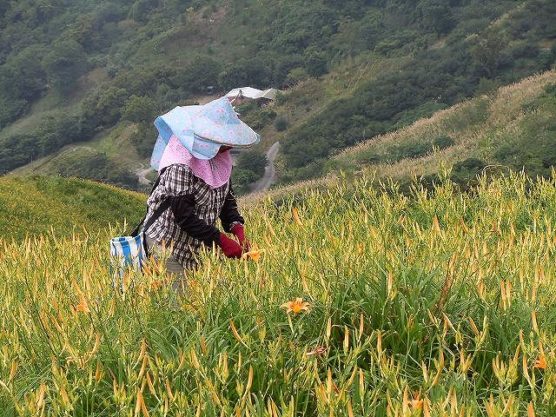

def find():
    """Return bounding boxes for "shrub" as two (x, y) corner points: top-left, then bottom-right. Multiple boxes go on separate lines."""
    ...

(274, 116), (288, 132)
(433, 135), (455, 149)
(233, 149), (268, 194)
(42, 39), (88, 94)
(450, 157), (487, 185)
(285, 67), (309, 86)
(122, 95), (157, 123)
(55, 149), (138, 189)
(391, 141), (433, 160)
(241, 108), (276, 130)
(132, 122), (158, 158)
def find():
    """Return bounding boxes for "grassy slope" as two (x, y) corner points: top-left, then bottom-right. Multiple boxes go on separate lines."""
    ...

(1, 173), (556, 414)
(246, 70), (556, 203)
(0, 176), (145, 241)
(329, 70), (556, 180)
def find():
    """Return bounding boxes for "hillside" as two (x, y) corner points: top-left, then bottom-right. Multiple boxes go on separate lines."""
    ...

(3, 69), (554, 240)
(1, 0), (555, 191)
(330, 71), (556, 185)
(246, 70), (556, 203)
(3, 70), (553, 242)
(2, 172), (556, 415)
(0, 176), (145, 241)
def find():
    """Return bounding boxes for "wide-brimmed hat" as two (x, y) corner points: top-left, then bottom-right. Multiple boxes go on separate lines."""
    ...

(153, 97), (260, 160)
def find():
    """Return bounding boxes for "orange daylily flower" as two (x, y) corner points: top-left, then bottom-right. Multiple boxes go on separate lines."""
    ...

(534, 354), (547, 370)
(410, 396), (424, 411)
(150, 279), (166, 290)
(281, 298), (310, 315)
(242, 249), (263, 261)
(73, 293), (90, 313)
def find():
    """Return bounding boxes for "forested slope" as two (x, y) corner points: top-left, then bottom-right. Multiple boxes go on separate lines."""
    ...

(0, 0), (554, 188)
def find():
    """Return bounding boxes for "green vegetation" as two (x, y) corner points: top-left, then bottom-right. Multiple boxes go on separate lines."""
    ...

(2, 173), (556, 415)
(232, 149), (267, 195)
(55, 148), (139, 190)
(0, 176), (144, 241)
(318, 71), (556, 194)
(1, 0), (554, 189)
(277, 0), (556, 182)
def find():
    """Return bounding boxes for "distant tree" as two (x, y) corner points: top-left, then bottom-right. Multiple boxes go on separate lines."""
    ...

(56, 150), (138, 189)
(132, 122), (157, 158)
(274, 116), (288, 132)
(303, 48), (328, 78)
(172, 56), (221, 94)
(417, 0), (455, 35)
(122, 95), (157, 123)
(42, 40), (87, 94)
(0, 46), (47, 101)
(81, 87), (127, 132)
(0, 96), (27, 128)
(236, 149), (267, 178)
(218, 58), (272, 90)
(0, 0), (9, 18)
(272, 54), (304, 86)
(285, 67), (309, 86)
(128, 0), (158, 23)
(469, 31), (506, 78)
(95, 3), (126, 24)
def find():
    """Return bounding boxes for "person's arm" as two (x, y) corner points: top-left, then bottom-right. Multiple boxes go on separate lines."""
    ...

(219, 183), (250, 250)
(162, 165), (242, 257)
(170, 194), (220, 246)
(219, 183), (244, 232)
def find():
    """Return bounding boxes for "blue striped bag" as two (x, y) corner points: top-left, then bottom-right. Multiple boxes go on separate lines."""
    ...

(110, 171), (170, 291)
(109, 234), (147, 292)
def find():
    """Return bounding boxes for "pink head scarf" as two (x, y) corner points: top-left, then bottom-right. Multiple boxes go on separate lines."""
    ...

(158, 135), (233, 188)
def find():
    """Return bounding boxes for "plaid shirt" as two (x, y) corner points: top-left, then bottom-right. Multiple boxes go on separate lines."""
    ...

(144, 164), (240, 269)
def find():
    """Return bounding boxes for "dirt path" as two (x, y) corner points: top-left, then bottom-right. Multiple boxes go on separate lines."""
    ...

(251, 141), (280, 193)
(135, 164), (153, 186)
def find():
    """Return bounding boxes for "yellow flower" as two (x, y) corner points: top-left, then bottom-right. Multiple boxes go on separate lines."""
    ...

(281, 298), (310, 315)
(242, 249), (263, 262)
(150, 279), (165, 291)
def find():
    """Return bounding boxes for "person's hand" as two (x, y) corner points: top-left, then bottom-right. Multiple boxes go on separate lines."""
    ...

(231, 224), (251, 251)
(218, 233), (242, 258)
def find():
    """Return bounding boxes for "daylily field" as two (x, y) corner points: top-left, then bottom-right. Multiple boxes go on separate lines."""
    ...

(1, 173), (556, 416)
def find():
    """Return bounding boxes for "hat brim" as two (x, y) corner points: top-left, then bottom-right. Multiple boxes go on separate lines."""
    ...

(189, 108), (260, 147)
(155, 104), (260, 153)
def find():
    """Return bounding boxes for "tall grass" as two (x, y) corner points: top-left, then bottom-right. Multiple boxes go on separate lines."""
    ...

(1, 172), (555, 416)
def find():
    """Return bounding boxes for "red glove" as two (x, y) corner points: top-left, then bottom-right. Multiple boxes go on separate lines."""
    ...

(231, 224), (251, 251)
(218, 233), (242, 258)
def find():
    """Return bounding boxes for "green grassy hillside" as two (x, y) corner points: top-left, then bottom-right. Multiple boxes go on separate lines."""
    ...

(0, 176), (145, 241)
(2, 172), (556, 415)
